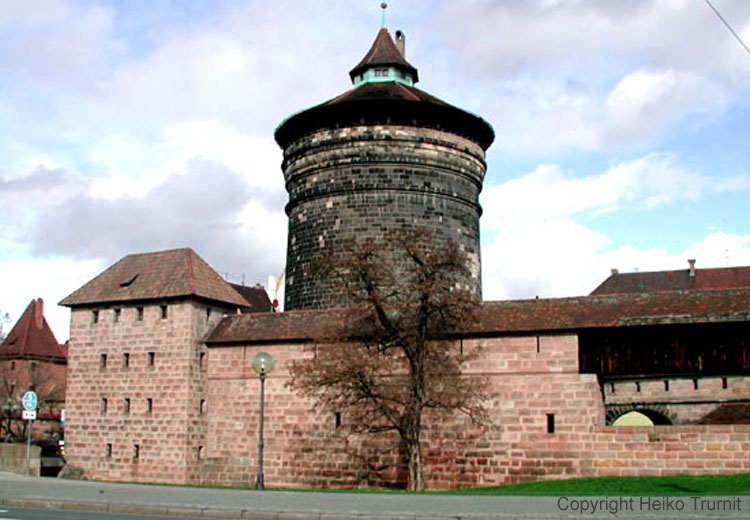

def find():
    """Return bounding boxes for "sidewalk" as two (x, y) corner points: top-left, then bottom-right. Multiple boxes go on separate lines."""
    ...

(1, 472), (749, 519)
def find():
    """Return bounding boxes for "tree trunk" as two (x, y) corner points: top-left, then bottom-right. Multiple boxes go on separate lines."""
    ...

(403, 403), (425, 491)
(405, 434), (425, 491)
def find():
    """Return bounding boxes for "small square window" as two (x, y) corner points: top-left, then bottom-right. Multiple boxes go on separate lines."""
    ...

(106, 443), (112, 459)
(123, 353), (130, 368)
(199, 352), (206, 370)
(92, 310), (99, 324)
(137, 307), (144, 321)
(101, 398), (108, 414)
(148, 352), (155, 367)
(160, 305), (168, 319)
(30, 362), (37, 372)
(100, 353), (107, 369)
(334, 412), (342, 429)
(133, 444), (140, 461)
(197, 446), (204, 460)
(113, 308), (121, 323)
(10, 361), (16, 371)
(200, 399), (206, 415)
(124, 398), (130, 415)
(146, 398), (153, 414)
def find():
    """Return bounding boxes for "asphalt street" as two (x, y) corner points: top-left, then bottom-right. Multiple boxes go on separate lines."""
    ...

(1, 472), (749, 519)
(0, 506), (204, 520)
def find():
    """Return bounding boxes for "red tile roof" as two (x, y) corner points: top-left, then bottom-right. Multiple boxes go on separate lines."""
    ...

(0, 299), (66, 361)
(230, 284), (273, 313)
(591, 265), (750, 295)
(349, 28), (418, 83)
(323, 81), (448, 106)
(60, 248), (250, 308)
(275, 84), (495, 151)
(206, 288), (750, 345)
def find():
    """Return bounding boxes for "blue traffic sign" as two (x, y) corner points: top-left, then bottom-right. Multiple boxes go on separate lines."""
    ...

(22, 391), (37, 411)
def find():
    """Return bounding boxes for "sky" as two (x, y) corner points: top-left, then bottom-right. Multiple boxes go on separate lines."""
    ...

(1, 0), (749, 342)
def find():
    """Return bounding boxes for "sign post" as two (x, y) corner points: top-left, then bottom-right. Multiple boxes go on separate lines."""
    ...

(22, 391), (37, 476)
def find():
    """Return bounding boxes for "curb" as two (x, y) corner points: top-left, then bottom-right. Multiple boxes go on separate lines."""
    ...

(0, 496), (468, 520)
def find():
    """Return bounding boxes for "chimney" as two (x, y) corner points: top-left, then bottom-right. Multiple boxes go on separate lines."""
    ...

(611, 268), (619, 276)
(34, 298), (44, 329)
(688, 259), (696, 277)
(395, 30), (406, 58)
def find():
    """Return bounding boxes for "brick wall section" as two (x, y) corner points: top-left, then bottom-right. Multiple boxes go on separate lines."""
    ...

(67, 310), (750, 488)
(65, 300), (230, 483)
(281, 125), (487, 310)
(202, 333), (750, 489)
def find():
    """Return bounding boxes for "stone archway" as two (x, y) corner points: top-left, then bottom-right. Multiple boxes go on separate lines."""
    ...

(606, 404), (674, 426)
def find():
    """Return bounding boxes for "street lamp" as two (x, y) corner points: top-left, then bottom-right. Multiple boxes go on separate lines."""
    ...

(251, 351), (274, 490)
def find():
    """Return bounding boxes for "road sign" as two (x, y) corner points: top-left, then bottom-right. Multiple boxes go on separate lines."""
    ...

(22, 410), (36, 420)
(22, 391), (37, 411)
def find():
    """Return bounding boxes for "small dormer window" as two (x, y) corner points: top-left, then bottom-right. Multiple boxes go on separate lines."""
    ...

(120, 275), (138, 288)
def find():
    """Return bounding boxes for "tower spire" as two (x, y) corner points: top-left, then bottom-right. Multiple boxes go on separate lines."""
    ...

(381, 2), (388, 29)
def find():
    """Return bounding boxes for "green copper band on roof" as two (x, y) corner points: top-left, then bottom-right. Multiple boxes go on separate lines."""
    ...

(381, 2), (388, 28)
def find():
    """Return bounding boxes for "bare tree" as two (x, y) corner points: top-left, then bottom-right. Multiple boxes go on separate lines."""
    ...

(288, 229), (488, 491)
(0, 361), (65, 441)
(0, 310), (10, 342)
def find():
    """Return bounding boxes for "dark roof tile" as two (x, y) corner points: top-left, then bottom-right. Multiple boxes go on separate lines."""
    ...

(230, 284), (273, 312)
(60, 248), (249, 308)
(591, 266), (750, 295)
(349, 28), (418, 82)
(206, 288), (750, 345)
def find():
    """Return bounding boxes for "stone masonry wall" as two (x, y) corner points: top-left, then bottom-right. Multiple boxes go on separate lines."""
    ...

(203, 333), (750, 489)
(281, 125), (487, 310)
(203, 334), (606, 489)
(65, 300), (230, 484)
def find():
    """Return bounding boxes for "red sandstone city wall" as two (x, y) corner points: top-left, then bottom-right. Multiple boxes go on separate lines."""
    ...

(203, 333), (750, 490)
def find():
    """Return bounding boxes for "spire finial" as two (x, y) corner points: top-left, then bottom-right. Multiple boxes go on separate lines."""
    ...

(381, 2), (388, 29)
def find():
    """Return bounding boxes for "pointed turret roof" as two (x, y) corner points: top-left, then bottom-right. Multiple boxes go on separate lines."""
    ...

(60, 248), (253, 308)
(349, 28), (418, 84)
(0, 299), (66, 361)
(276, 21), (494, 151)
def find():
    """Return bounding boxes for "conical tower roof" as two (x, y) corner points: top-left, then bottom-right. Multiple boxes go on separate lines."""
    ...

(349, 28), (418, 84)
(276, 22), (493, 151)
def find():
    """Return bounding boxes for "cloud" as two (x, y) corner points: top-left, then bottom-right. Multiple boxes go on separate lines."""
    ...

(25, 159), (285, 282)
(0, 254), (105, 343)
(480, 153), (750, 299)
(481, 153), (710, 230)
(426, 1), (749, 153)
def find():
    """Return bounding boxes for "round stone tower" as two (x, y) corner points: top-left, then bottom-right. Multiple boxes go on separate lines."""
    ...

(275, 18), (494, 311)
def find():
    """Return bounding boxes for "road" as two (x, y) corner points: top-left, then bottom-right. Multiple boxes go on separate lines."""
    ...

(1, 472), (749, 519)
(0, 506), (202, 520)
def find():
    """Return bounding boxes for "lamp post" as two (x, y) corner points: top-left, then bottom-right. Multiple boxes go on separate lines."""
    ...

(251, 352), (274, 490)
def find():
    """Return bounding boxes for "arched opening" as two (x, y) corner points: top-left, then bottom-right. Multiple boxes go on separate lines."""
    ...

(612, 411), (653, 426)
(611, 409), (672, 426)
